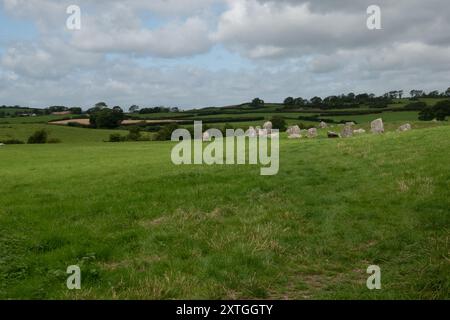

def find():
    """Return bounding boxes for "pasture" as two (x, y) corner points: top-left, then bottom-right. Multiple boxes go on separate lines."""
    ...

(0, 122), (448, 299)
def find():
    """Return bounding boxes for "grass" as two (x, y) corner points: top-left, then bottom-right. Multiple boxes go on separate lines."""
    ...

(0, 124), (125, 144)
(0, 124), (448, 299)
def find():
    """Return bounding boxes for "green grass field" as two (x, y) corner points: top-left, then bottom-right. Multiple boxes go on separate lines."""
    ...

(0, 124), (125, 144)
(0, 122), (449, 299)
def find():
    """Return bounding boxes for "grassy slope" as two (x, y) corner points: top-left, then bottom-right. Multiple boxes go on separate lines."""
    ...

(0, 125), (448, 299)
(0, 124), (125, 144)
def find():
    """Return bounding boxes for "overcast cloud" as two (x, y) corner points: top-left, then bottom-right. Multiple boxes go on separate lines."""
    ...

(0, 0), (449, 109)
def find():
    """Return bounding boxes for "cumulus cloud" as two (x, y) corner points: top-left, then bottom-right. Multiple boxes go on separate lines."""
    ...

(0, 0), (449, 107)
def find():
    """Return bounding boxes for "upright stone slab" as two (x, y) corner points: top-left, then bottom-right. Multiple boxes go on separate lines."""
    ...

(263, 121), (273, 134)
(286, 125), (301, 137)
(203, 131), (211, 141)
(307, 128), (318, 138)
(319, 121), (328, 129)
(341, 126), (353, 138)
(371, 118), (384, 134)
(247, 126), (257, 138)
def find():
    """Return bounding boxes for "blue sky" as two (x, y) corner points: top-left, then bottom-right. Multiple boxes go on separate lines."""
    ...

(0, 0), (449, 109)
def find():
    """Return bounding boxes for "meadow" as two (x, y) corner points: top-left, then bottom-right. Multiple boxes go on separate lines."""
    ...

(0, 118), (449, 299)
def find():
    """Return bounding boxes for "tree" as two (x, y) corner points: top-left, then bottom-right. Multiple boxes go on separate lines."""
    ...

(310, 96), (322, 105)
(129, 105), (140, 113)
(69, 107), (82, 114)
(445, 87), (450, 97)
(90, 107), (124, 129)
(156, 123), (179, 141)
(410, 90), (424, 99)
(433, 100), (450, 121)
(270, 116), (287, 131)
(418, 107), (435, 121)
(398, 90), (404, 99)
(294, 97), (305, 106)
(250, 98), (264, 108)
(95, 102), (107, 109)
(283, 97), (295, 106)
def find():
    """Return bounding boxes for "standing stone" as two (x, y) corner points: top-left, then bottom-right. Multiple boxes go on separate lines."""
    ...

(258, 128), (268, 137)
(286, 125), (301, 135)
(371, 118), (384, 134)
(203, 131), (211, 141)
(327, 131), (340, 138)
(246, 126), (257, 138)
(307, 128), (318, 138)
(263, 121), (273, 134)
(287, 125), (302, 139)
(341, 125), (353, 138)
(353, 128), (366, 134)
(398, 123), (412, 132)
(319, 121), (328, 129)
(346, 122), (356, 126)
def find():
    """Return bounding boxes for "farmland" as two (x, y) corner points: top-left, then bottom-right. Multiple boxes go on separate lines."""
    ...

(0, 98), (449, 299)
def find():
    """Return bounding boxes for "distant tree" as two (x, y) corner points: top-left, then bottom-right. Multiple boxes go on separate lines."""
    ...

(294, 97), (306, 106)
(270, 116), (287, 131)
(156, 123), (179, 141)
(129, 105), (140, 113)
(283, 97), (295, 106)
(410, 90), (424, 98)
(310, 96), (322, 105)
(418, 107), (435, 121)
(428, 90), (440, 98)
(69, 107), (82, 114)
(250, 98), (264, 108)
(398, 90), (404, 99)
(113, 106), (123, 113)
(433, 100), (450, 121)
(90, 107), (124, 129)
(445, 87), (450, 97)
(170, 107), (180, 113)
(95, 102), (108, 109)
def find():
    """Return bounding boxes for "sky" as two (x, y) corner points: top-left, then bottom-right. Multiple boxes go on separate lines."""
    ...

(0, 0), (449, 110)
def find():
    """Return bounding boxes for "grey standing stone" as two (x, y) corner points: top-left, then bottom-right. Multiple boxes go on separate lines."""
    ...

(371, 118), (384, 134)
(263, 121), (273, 134)
(341, 126), (353, 138)
(203, 131), (211, 141)
(319, 121), (328, 129)
(307, 128), (318, 138)
(246, 126), (257, 138)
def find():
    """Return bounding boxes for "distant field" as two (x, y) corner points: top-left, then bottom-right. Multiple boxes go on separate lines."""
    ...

(0, 124), (124, 144)
(0, 114), (83, 125)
